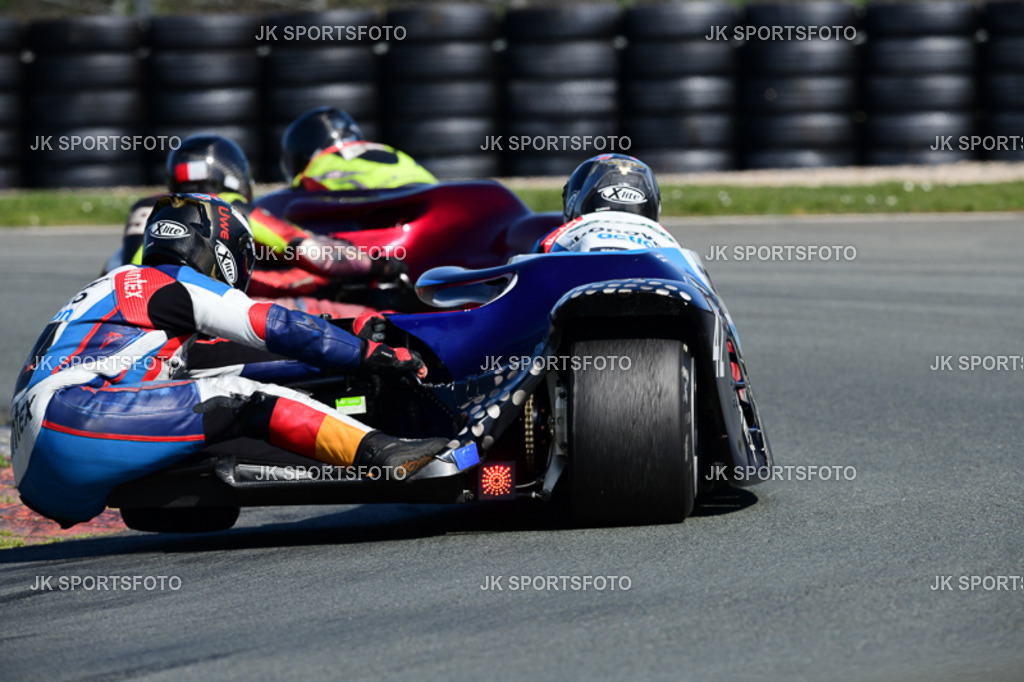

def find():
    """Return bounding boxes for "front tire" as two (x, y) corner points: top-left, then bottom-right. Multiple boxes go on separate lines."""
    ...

(569, 338), (696, 524)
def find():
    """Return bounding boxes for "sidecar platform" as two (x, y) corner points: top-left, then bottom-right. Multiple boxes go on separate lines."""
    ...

(108, 437), (475, 512)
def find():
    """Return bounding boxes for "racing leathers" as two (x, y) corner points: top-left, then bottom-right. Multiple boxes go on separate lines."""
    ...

(535, 211), (684, 254)
(10, 263), (423, 527)
(293, 140), (437, 191)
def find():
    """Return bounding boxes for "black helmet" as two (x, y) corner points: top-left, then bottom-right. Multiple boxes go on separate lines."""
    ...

(562, 154), (662, 223)
(166, 134), (253, 203)
(280, 106), (364, 182)
(141, 194), (256, 292)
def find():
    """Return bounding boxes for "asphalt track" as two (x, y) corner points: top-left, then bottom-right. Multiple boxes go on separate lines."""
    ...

(1, 215), (1023, 681)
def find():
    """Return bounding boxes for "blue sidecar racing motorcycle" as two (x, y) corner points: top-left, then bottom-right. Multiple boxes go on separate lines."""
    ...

(110, 238), (773, 531)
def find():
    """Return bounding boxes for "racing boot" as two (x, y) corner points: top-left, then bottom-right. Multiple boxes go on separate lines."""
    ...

(353, 431), (451, 479)
(195, 391), (371, 467)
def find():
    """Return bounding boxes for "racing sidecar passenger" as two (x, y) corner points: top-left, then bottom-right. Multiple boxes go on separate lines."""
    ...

(11, 194), (453, 527)
(281, 107), (437, 191)
(116, 134), (404, 316)
(534, 154), (682, 254)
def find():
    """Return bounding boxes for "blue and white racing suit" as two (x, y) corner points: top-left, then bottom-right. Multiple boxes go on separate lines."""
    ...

(10, 263), (375, 527)
(535, 212), (685, 255)
(534, 211), (720, 295)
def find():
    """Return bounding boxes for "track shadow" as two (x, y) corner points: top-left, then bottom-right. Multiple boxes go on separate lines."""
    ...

(0, 485), (757, 563)
(690, 485), (759, 517)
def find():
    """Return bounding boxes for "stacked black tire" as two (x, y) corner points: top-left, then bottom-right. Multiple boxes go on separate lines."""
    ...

(501, 5), (620, 177)
(262, 9), (379, 183)
(740, 2), (859, 169)
(981, 2), (1024, 161)
(146, 15), (261, 185)
(0, 19), (22, 188)
(383, 5), (498, 180)
(26, 16), (144, 187)
(622, 2), (739, 173)
(862, 1), (978, 165)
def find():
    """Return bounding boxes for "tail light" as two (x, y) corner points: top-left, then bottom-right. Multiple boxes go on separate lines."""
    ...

(478, 462), (515, 500)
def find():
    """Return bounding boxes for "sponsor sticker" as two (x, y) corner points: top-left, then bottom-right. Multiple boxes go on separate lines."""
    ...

(334, 395), (367, 415)
(214, 241), (237, 285)
(149, 220), (189, 239)
(599, 185), (646, 204)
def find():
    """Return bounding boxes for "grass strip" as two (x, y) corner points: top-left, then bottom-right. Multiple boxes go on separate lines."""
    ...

(2, 181), (1023, 227)
(515, 181), (1024, 217)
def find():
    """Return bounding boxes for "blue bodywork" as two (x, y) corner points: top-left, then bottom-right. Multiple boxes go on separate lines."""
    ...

(391, 249), (716, 377)
(388, 247), (773, 484)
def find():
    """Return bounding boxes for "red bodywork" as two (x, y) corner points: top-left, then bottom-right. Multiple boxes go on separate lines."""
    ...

(255, 181), (562, 280)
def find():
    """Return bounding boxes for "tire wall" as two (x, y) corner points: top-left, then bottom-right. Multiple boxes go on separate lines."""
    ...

(0, 19), (23, 188)
(740, 2), (859, 169)
(502, 5), (620, 177)
(26, 16), (145, 188)
(862, 1), (978, 165)
(623, 2), (740, 174)
(147, 14), (261, 185)
(383, 5), (500, 180)
(981, 2), (1024, 161)
(8, 2), (1007, 186)
(262, 9), (380, 182)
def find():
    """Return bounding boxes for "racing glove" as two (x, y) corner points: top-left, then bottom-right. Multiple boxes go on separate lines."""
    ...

(352, 311), (387, 343)
(360, 340), (427, 380)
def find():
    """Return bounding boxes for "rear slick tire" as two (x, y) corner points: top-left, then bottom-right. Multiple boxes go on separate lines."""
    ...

(569, 338), (696, 525)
